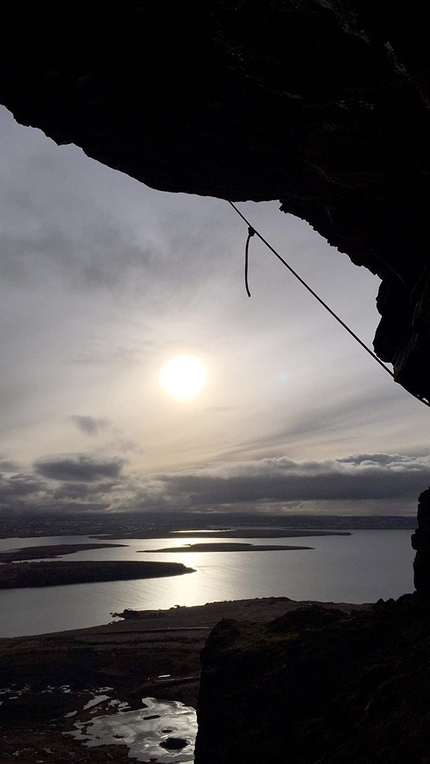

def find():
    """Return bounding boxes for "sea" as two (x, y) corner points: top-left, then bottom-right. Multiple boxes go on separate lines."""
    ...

(0, 530), (415, 638)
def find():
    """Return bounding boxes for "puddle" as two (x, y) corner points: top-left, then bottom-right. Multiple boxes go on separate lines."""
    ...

(1, 684), (197, 761)
(0, 683), (116, 717)
(83, 694), (112, 710)
(68, 696), (197, 762)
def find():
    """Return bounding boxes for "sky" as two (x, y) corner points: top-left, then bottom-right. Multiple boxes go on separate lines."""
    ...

(1, 104), (430, 517)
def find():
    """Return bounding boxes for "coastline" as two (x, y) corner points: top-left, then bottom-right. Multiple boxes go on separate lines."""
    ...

(0, 595), (370, 703)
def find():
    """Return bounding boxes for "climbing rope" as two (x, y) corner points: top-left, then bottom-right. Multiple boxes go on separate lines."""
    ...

(228, 200), (430, 409)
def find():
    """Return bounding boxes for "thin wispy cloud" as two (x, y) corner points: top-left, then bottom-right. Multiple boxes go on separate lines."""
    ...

(70, 415), (110, 435)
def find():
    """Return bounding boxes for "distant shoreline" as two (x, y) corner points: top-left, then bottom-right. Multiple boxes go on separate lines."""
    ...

(0, 514), (416, 540)
(96, 529), (351, 540)
(0, 542), (127, 563)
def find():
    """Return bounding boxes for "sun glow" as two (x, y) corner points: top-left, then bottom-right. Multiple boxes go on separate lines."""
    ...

(159, 354), (206, 400)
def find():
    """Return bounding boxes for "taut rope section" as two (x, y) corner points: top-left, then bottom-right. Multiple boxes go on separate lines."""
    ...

(228, 200), (430, 409)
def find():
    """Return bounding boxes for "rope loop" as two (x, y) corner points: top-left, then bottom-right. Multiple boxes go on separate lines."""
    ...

(244, 227), (255, 297)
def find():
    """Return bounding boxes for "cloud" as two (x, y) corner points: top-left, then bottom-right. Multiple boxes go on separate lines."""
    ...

(0, 459), (21, 473)
(2, 451), (429, 516)
(0, 473), (44, 499)
(0, 464), (120, 514)
(0, 218), (158, 293)
(125, 453), (430, 511)
(51, 481), (118, 501)
(70, 415), (110, 435)
(108, 437), (145, 455)
(34, 454), (125, 482)
(69, 417), (144, 455)
(0, 472), (47, 512)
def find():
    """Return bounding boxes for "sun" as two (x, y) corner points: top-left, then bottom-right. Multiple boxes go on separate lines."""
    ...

(159, 354), (206, 400)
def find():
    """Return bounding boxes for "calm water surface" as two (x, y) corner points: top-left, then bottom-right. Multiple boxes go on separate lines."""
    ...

(0, 530), (414, 637)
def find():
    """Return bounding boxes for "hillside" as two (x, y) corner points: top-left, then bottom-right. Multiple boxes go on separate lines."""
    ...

(196, 593), (430, 763)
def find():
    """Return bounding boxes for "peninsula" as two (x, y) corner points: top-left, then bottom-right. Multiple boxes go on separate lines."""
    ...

(0, 560), (194, 589)
(142, 542), (313, 553)
(0, 543), (127, 563)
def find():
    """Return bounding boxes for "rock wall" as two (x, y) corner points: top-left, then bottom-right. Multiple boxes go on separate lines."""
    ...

(412, 488), (430, 591)
(1, 2), (430, 398)
(195, 597), (430, 764)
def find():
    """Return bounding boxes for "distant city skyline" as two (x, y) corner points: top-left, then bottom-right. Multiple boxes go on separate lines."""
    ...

(1, 105), (430, 516)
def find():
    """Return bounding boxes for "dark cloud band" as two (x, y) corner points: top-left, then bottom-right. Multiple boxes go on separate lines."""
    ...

(34, 454), (125, 482)
(1, 452), (429, 515)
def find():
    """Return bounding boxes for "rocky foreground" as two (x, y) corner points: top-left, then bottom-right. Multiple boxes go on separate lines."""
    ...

(2, 592), (430, 762)
(0, 597), (363, 763)
(196, 593), (430, 764)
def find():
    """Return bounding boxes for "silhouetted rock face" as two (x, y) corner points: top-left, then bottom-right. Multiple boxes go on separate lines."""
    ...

(195, 597), (430, 764)
(412, 488), (430, 591)
(1, 2), (430, 397)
